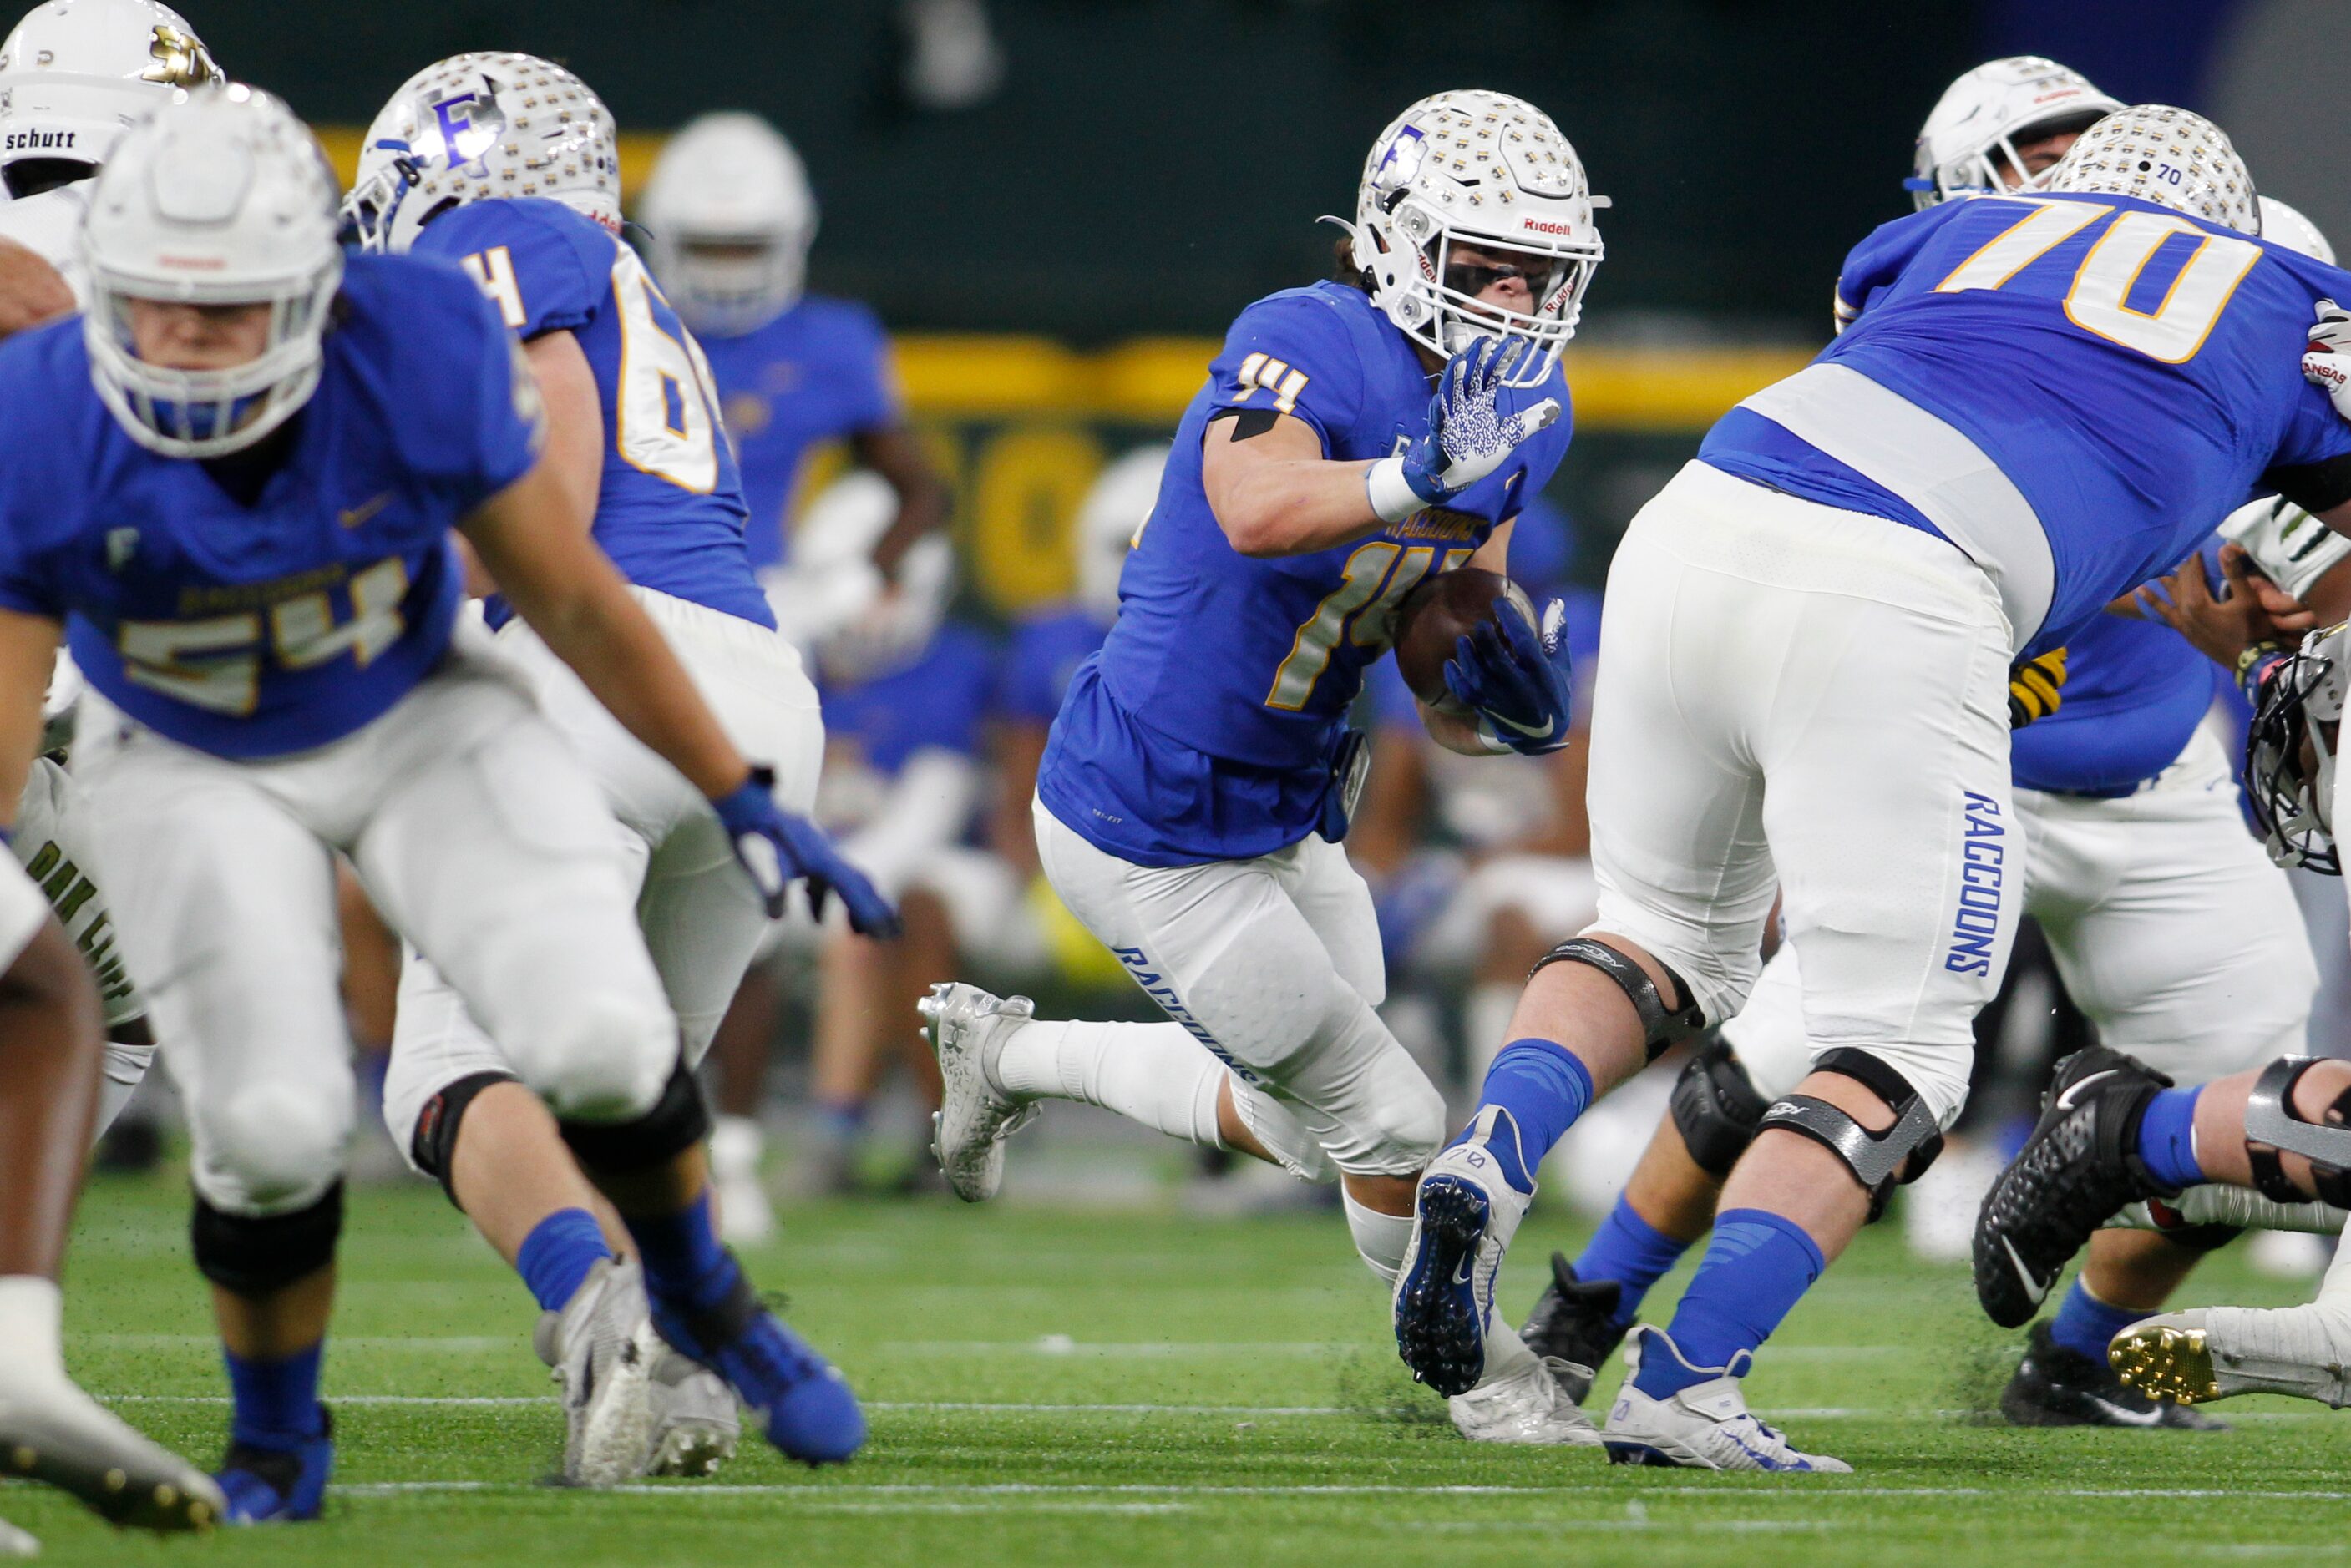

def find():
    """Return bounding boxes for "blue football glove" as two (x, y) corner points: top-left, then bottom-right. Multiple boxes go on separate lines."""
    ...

(712, 766), (902, 938)
(1366, 336), (1563, 523)
(1441, 595), (1574, 756)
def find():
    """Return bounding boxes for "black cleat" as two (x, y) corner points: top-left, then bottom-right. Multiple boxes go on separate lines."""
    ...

(1518, 1253), (1627, 1406)
(2001, 1322), (2226, 1431)
(1974, 1046), (2172, 1329)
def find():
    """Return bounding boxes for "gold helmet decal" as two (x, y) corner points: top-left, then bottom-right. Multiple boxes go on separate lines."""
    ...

(139, 24), (215, 89)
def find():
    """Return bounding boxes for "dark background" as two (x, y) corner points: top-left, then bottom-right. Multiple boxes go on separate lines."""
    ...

(195, 0), (2278, 343)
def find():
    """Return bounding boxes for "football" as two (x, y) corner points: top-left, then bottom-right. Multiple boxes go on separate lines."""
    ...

(1390, 566), (1534, 707)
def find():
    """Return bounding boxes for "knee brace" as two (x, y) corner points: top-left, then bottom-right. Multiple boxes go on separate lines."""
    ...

(1670, 1034), (1768, 1179)
(2245, 1056), (2351, 1208)
(191, 1181), (343, 1296)
(558, 1058), (709, 1177)
(1755, 1048), (1944, 1222)
(2149, 1216), (2243, 1255)
(1528, 938), (1703, 1062)
(408, 1070), (519, 1208)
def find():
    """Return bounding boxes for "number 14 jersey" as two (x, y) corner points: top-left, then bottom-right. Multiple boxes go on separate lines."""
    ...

(413, 198), (774, 630)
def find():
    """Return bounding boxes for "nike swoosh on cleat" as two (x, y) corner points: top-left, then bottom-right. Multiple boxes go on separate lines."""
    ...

(2000, 1237), (2049, 1306)
(1491, 713), (1556, 741)
(2055, 1070), (2117, 1112)
(1452, 1254), (1477, 1287)
(2084, 1396), (2165, 1427)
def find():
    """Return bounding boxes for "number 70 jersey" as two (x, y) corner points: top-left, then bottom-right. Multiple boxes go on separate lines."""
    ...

(413, 198), (776, 630)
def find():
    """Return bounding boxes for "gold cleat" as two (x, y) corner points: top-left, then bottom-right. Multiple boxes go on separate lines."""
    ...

(2110, 1323), (2220, 1405)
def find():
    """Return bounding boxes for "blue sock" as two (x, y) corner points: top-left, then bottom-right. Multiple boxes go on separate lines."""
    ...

(1461, 1039), (1593, 1192)
(1635, 1208), (1825, 1399)
(223, 1342), (327, 1451)
(516, 1207), (614, 1314)
(818, 1100), (864, 1141)
(2048, 1277), (2144, 1363)
(2136, 1086), (2205, 1191)
(1573, 1197), (1692, 1329)
(625, 1191), (738, 1313)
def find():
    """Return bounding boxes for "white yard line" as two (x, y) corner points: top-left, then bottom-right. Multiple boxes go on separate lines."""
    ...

(327, 1480), (2351, 1503)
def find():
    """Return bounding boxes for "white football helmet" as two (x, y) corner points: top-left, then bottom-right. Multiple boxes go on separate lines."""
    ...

(1073, 443), (1166, 622)
(638, 112), (816, 338)
(342, 51), (618, 255)
(1908, 57), (2121, 209)
(2260, 195), (2334, 266)
(81, 85), (340, 459)
(2041, 104), (2258, 235)
(769, 471), (953, 682)
(0, 0), (217, 199)
(1340, 89), (1604, 386)
(2247, 620), (2351, 873)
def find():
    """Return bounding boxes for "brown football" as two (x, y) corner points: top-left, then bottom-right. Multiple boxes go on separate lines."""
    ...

(1390, 567), (1533, 708)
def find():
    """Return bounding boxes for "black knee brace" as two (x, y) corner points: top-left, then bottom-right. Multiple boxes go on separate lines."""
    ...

(1528, 938), (1704, 1062)
(1755, 1049), (1944, 1222)
(410, 1070), (519, 1207)
(558, 1058), (709, 1176)
(1670, 1034), (1769, 1179)
(192, 1181), (343, 1296)
(2245, 1056), (2351, 1208)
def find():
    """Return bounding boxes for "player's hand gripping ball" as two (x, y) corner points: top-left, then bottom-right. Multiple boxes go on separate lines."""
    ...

(2303, 299), (2351, 420)
(1392, 569), (1573, 754)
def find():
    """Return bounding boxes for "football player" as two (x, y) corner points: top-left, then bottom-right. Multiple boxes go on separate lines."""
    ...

(342, 53), (896, 1483)
(921, 89), (1598, 1444)
(1391, 103), (2351, 1470)
(1514, 62), (2331, 1434)
(0, 89), (881, 1520)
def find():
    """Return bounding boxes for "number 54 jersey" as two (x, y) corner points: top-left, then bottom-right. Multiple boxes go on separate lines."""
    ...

(1041, 280), (1572, 867)
(0, 255), (541, 759)
(412, 197), (775, 630)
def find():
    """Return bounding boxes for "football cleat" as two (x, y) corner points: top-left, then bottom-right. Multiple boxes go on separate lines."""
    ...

(2113, 1303), (2351, 1409)
(1518, 1252), (1627, 1406)
(1974, 1047), (2173, 1329)
(1393, 1106), (1536, 1398)
(2001, 1321), (2223, 1429)
(921, 982), (1040, 1202)
(534, 1257), (659, 1485)
(1601, 1327), (1849, 1473)
(0, 1368), (223, 1530)
(0, 1516), (34, 1557)
(215, 1410), (332, 1524)
(1447, 1339), (1602, 1445)
(646, 1340), (742, 1478)
(650, 1268), (864, 1466)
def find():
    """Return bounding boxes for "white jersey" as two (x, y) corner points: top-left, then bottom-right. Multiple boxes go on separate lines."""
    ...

(17, 755), (141, 1027)
(0, 182), (89, 304)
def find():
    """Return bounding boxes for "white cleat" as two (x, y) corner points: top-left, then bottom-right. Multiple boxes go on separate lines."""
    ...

(2111, 1304), (2351, 1409)
(0, 1517), (33, 1556)
(646, 1340), (742, 1477)
(0, 1369), (223, 1531)
(1601, 1325), (1851, 1473)
(1449, 1352), (1603, 1446)
(709, 1115), (777, 1247)
(533, 1257), (658, 1485)
(1393, 1106), (1537, 1397)
(920, 982), (1040, 1202)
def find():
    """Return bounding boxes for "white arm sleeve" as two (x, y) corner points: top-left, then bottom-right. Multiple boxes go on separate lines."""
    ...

(841, 748), (982, 898)
(2219, 495), (2351, 602)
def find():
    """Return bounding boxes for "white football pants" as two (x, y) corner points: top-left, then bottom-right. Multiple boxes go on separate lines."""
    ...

(1034, 799), (1446, 1177)
(72, 630), (679, 1217)
(1584, 461), (2019, 1126)
(1725, 724), (2315, 1100)
(382, 589), (823, 1172)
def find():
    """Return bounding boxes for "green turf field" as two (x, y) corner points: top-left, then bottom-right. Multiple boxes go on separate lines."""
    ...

(15, 1165), (2351, 1566)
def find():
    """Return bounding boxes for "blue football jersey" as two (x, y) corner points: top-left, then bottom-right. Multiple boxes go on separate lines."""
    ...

(996, 605), (1111, 727)
(0, 256), (540, 758)
(2009, 608), (2217, 795)
(1702, 191), (2351, 653)
(695, 297), (901, 571)
(820, 622), (994, 775)
(1041, 281), (1573, 866)
(413, 199), (773, 630)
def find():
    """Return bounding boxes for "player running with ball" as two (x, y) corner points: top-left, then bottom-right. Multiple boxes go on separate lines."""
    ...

(1392, 104), (2351, 1470)
(922, 89), (1599, 1444)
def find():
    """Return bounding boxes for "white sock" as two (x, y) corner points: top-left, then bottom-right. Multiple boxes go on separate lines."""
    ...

(993, 1019), (1225, 1147)
(0, 1277), (64, 1385)
(710, 1115), (765, 1180)
(1344, 1192), (1414, 1284)
(1464, 983), (1521, 1084)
